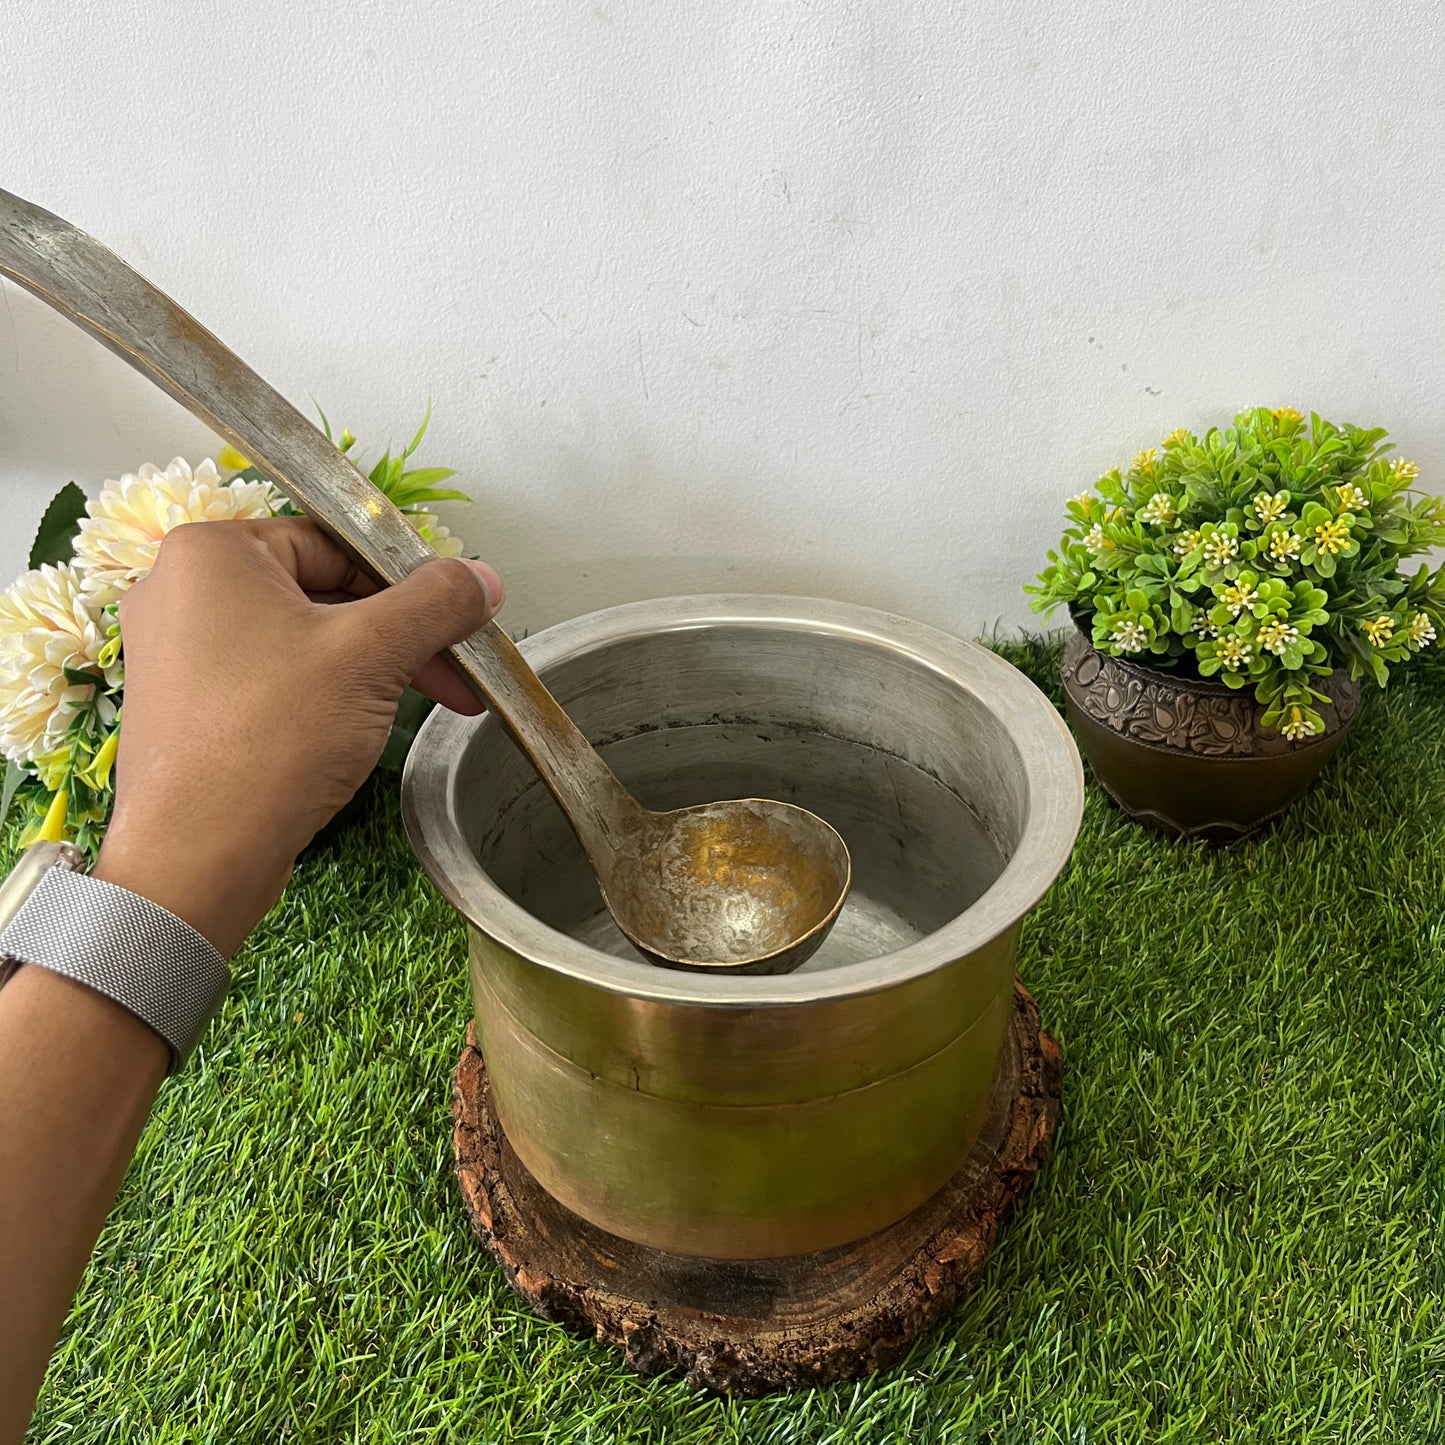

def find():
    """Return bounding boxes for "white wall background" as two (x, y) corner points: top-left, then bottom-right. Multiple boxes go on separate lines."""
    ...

(3, 0), (1443, 639)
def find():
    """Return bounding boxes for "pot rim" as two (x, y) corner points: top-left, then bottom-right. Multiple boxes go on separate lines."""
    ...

(402, 595), (1084, 1007)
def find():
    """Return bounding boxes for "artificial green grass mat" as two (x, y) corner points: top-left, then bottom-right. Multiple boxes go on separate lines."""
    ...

(22, 634), (1445, 1444)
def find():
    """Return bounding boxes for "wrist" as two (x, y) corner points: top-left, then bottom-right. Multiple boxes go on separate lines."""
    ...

(92, 829), (284, 958)
(0, 846), (233, 1074)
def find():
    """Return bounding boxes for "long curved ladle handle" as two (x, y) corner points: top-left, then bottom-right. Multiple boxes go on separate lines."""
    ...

(0, 188), (635, 855)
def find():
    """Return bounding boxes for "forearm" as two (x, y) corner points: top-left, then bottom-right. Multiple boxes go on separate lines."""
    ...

(0, 964), (168, 1445)
(0, 520), (500, 1439)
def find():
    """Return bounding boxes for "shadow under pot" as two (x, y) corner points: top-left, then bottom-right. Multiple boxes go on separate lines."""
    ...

(1059, 625), (1360, 843)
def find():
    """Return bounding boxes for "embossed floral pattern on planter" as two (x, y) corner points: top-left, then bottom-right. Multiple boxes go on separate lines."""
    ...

(1061, 630), (1359, 760)
(1060, 628), (1360, 839)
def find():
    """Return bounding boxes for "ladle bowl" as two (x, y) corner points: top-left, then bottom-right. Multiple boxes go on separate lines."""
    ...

(609, 798), (851, 974)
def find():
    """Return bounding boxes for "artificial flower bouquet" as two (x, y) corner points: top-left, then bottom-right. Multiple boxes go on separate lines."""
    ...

(1027, 407), (1445, 738)
(0, 411), (469, 857)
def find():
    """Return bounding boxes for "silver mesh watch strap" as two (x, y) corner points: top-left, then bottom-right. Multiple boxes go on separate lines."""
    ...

(0, 865), (230, 1073)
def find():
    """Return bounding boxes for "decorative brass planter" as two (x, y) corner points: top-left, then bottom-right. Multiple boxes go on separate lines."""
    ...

(1060, 628), (1360, 842)
(404, 596), (1083, 1260)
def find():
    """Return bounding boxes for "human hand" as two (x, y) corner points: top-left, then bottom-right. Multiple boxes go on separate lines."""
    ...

(91, 517), (503, 955)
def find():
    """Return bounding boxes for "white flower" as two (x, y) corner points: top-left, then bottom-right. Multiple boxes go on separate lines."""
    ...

(1407, 612), (1437, 650)
(1202, 532), (1239, 567)
(0, 564), (120, 764)
(1335, 484), (1367, 512)
(1138, 492), (1176, 525)
(1111, 618), (1149, 653)
(73, 458), (279, 606)
(1217, 635), (1252, 670)
(1082, 523), (1108, 555)
(1252, 491), (1290, 525)
(1268, 530), (1302, 562)
(1070, 491), (1095, 511)
(1279, 710), (1319, 741)
(1220, 583), (1258, 617)
(1257, 619), (1299, 656)
(407, 511), (464, 559)
(1390, 458), (1420, 482)
(1172, 529), (1201, 557)
(1190, 609), (1219, 640)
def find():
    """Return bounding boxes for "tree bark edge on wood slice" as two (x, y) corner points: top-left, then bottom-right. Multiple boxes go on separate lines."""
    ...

(451, 978), (1061, 1396)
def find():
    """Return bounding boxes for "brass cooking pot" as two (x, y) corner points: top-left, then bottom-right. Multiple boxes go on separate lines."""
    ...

(403, 596), (1082, 1258)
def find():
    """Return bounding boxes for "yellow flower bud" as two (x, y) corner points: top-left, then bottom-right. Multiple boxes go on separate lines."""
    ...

(31, 743), (75, 793)
(89, 728), (120, 792)
(217, 445), (252, 472)
(34, 788), (70, 844)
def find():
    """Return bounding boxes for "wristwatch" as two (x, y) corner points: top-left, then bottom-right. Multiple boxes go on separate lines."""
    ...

(0, 841), (231, 1073)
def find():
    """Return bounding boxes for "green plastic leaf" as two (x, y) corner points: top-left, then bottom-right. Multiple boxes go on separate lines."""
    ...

(375, 729), (414, 774)
(367, 449), (393, 485)
(0, 758), (24, 833)
(61, 666), (103, 689)
(28, 483), (88, 570)
(376, 688), (435, 773)
(403, 399), (434, 459)
(389, 480), (471, 509)
(393, 467), (459, 492)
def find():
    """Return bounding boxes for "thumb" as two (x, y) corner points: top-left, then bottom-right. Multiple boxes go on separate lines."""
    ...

(347, 557), (504, 686)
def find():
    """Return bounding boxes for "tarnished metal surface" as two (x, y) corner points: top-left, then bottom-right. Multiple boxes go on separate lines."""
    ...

(609, 797), (850, 973)
(472, 953), (1014, 1258)
(404, 597), (1084, 1257)
(0, 187), (850, 975)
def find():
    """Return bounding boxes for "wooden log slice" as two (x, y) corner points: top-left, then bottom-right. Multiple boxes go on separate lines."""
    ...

(452, 979), (1061, 1395)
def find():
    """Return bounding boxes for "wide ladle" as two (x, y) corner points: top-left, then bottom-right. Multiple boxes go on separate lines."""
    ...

(0, 189), (851, 976)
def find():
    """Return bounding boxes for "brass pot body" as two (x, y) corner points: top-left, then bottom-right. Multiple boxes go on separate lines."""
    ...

(404, 597), (1082, 1258)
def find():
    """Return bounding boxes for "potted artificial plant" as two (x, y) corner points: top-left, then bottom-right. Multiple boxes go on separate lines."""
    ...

(1028, 407), (1445, 840)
